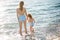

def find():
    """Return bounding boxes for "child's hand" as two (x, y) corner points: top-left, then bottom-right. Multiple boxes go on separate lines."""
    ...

(33, 19), (35, 23)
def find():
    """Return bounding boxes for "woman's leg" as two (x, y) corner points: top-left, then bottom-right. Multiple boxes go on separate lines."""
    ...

(19, 21), (22, 35)
(24, 20), (27, 34)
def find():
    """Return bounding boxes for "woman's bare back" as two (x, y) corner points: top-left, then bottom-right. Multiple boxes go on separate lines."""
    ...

(17, 8), (26, 16)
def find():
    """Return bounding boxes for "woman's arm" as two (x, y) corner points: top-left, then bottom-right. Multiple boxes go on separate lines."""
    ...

(24, 8), (28, 20)
(16, 8), (19, 21)
(24, 8), (27, 16)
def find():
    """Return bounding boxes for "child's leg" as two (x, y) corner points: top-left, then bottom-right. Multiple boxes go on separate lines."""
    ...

(30, 26), (32, 33)
(32, 28), (34, 33)
(30, 26), (34, 33)
(30, 26), (35, 37)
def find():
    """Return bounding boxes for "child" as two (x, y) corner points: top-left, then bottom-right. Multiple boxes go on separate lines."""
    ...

(27, 14), (35, 34)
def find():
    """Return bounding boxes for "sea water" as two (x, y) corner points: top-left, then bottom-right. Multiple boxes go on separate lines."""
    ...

(0, 0), (60, 40)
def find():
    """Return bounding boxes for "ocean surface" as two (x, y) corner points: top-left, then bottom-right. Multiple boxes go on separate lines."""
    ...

(0, 0), (60, 40)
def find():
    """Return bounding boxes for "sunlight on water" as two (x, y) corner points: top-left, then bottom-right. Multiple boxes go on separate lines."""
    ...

(0, 0), (60, 40)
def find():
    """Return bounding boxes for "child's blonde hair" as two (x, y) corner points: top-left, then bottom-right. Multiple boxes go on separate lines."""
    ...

(27, 14), (32, 19)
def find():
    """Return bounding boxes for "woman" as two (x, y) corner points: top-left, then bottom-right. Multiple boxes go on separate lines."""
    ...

(16, 1), (27, 36)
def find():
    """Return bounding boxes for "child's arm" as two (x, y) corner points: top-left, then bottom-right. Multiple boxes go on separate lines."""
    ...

(33, 18), (35, 23)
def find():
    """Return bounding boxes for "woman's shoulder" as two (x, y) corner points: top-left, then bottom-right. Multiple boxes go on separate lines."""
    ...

(16, 8), (19, 11)
(16, 8), (19, 10)
(23, 7), (26, 10)
(23, 7), (26, 9)
(17, 7), (26, 10)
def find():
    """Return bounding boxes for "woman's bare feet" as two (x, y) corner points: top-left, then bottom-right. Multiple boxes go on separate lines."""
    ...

(20, 33), (22, 36)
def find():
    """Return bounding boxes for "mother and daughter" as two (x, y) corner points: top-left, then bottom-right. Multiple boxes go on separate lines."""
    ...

(16, 1), (35, 36)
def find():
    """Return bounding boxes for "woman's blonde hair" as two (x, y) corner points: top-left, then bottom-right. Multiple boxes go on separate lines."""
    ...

(19, 1), (24, 11)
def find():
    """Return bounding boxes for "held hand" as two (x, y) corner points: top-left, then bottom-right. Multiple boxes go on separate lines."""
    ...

(26, 16), (28, 20)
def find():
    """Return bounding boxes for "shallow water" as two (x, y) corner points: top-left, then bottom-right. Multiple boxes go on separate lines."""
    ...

(0, 0), (60, 40)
